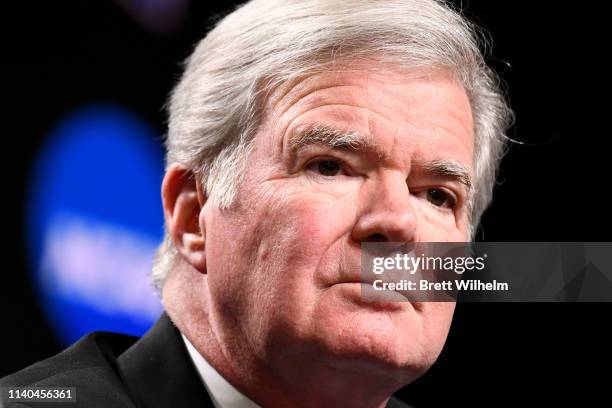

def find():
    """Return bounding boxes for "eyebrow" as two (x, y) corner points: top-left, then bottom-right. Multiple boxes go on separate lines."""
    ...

(422, 159), (473, 193)
(288, 124), (379, 154)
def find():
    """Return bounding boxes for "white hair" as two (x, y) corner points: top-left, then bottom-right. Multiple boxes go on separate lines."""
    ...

(151, 0), (513, 290)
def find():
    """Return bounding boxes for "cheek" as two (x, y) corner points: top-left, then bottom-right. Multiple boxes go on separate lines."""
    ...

(411, 199), (468, 241)
(265, 178), (360, 251)
(254, 192), (355, 293)
(206, 191), (358, 355)
(286, 195), (353, 240)
(204, 186), (356, 312)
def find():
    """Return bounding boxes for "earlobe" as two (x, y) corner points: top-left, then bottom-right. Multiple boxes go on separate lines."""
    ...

(161, 164), (207, 274)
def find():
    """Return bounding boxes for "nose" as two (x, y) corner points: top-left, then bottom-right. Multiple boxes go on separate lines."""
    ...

(351, 172), (417, 243)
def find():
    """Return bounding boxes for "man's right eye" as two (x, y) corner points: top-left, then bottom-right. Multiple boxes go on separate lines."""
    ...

(306, 159), (343, 177)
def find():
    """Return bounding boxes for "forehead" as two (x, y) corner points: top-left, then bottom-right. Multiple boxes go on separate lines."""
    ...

(257, 61), (474, 168)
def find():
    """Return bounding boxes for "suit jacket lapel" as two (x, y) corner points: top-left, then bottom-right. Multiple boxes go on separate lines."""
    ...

(117, 313), (214, 408)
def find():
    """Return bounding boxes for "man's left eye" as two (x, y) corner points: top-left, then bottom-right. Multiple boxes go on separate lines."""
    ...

(425, 188), (456, 209)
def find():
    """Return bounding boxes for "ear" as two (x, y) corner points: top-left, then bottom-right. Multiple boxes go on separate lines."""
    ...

(161, 163), (207, 273)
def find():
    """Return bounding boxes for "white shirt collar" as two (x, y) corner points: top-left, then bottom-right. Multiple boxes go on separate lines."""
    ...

(181, 334), (261, 408)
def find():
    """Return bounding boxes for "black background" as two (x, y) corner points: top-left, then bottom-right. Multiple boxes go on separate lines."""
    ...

(2, 1), (610, 406)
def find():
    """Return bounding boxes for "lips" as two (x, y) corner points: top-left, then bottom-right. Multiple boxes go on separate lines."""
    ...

(333, 274), (413, 302)
(325, 244), (420, 302)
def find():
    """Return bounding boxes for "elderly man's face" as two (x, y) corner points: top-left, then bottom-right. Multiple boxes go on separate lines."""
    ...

(201, 63), (473, 383)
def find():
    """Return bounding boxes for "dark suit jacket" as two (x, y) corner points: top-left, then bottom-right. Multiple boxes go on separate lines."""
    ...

(1, 313), (412, 408)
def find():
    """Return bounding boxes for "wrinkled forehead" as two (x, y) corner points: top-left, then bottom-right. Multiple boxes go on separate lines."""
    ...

(255, 61), (474, 168)
(261, 59), (468, 115)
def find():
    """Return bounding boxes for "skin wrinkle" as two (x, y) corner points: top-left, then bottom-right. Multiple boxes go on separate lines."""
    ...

(270, 66), (472, 172)
(269, 61), (444, 116)
(200, 203), (268, 388)
(282, 101), (398, 153)
(269, 65), (376, 115)
(294, 174), (460, 239)
(164, 265), (262, 397)
(284, 111), (472, 189)
(281, 121), (471, 228)
(286, 126), (382, 175)
(285, 104), (389, 144)
(166, 62), (472, 408)
(252, 170), (406, 366)
(271, 69), (397, 148)
(270, 81), (360, 155)
(278, 92), (472, 169)
(286, 69), (456, 292)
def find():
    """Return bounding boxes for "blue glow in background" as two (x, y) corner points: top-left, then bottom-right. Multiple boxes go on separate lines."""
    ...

(26, 104), (165, 345)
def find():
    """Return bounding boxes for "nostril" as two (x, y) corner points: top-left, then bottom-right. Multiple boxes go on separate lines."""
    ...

(364, 233), (388, 243)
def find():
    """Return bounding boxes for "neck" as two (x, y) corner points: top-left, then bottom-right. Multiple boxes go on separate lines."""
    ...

(163, 264), (405, 408)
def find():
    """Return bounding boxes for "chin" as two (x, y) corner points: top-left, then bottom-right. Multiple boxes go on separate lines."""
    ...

(311, 298), (435, 374)
(314, 329), (434, 386)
